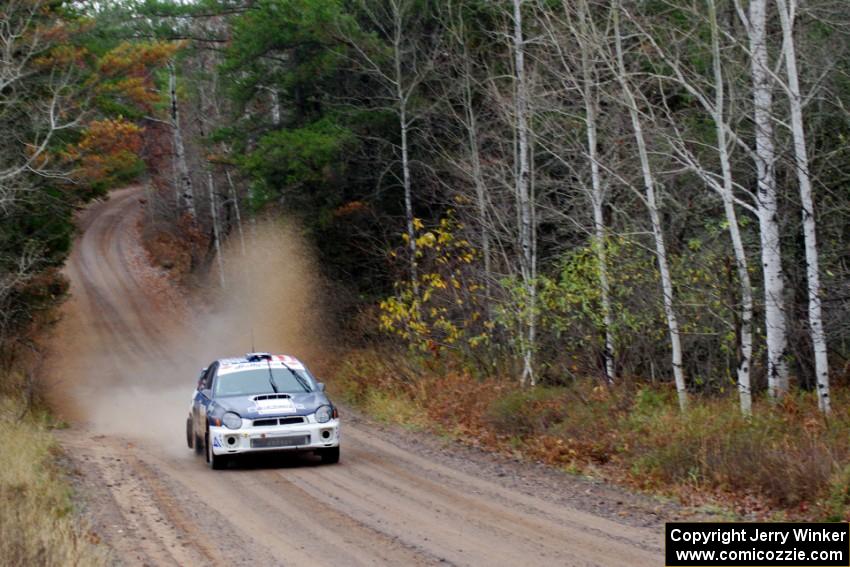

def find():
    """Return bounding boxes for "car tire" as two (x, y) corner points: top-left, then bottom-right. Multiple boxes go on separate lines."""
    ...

(319, 446), (340, 464)
(186, 417), (194, 449)
(206, 430), (229, 470)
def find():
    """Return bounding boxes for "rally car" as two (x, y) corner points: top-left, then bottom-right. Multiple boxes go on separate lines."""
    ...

(186, 352), (340, 469)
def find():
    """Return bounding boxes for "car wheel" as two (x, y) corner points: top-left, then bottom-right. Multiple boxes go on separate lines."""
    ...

(206, 430), (229, 470)
(186, 417), (194, 449)
(319, 446), (340, 464)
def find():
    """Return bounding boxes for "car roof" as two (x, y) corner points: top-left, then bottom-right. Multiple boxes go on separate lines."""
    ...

(216, 353), (307, 376)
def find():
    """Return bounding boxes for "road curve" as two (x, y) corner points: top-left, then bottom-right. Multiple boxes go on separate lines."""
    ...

(52, 186), (663, 566)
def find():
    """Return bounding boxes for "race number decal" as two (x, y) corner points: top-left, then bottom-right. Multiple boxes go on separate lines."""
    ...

(255, 398), (296, 414)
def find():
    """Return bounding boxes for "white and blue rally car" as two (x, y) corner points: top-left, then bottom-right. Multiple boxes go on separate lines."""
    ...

(186, 352), (340, 469)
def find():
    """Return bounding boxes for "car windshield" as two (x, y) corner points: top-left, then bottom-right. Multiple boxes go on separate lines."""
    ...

(214, 368), (316, 397)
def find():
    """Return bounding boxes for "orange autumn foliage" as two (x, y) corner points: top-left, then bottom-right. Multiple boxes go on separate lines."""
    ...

(66, 118), (144, 193)
(97, 41), (183, 110)
(98, 41), (182, 76)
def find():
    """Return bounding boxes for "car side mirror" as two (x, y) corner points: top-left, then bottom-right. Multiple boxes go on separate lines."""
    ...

(317, 382), (326, 392)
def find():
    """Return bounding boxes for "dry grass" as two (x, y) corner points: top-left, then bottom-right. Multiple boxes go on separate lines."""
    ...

(330, 348), (850, 520)
(0, 397), (107, 567)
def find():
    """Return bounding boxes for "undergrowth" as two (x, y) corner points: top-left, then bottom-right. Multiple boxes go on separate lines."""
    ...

(330, 347), (850, 521)
(0, 394), (106, 566)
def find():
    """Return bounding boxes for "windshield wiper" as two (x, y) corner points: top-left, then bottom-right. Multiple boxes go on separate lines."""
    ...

(280, 360), (311, 392)
(265, 359), (279, 393)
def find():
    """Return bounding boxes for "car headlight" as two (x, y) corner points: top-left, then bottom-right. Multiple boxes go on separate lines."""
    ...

(222, 412), (242, 429)
(315, 405), (332, 423)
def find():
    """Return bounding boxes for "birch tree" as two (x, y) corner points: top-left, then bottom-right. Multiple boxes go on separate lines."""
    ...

(613, 3), (687, 410)
(575, 0), (615, 381)
(629, 1), (756, 413)
(512, 0), (537, 386)
(736, 0), (790, 398)
(207, 171), (226, 289)
(168, 61), (196, 219)
(225, 168), (247, 256)
(441, 4), (494, 307)
(774, 0), (830, 413)
(342, 0), (438, 295)
(534, 0), (616, 382)
(707, 0), (754, 415)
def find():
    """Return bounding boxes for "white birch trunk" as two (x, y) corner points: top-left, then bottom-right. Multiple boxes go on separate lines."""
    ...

(708, 0), (754, 415)
(744, 0), (790, 398)
(513, 0), (536, 386)
(393, 16), (418, 296)
(578, 0), (615, 382)
(170, 141), (180, 216)
(169, 62), (196, 219)
(614, 5), (687, 410)
(224, 168), (247, 257)
(270, 87), (281, 126)
(775, 0), (830, 413)
(207, 171), (226, 289)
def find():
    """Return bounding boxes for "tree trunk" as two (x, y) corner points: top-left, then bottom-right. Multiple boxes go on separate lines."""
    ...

(207, 171), (226, 289)
(614, 4), (686, 410)
(578, 0), (615, 382)
(461, 48), (492, 309)
(270, 87), (281, 126)
(169, 61), (196, 219)
(224, 168), (247, 257)
(744, 0), (790, 398)
(513, 0), (536, 386)
(775, 0), (830, 413)
(708, 0), (754, 415)
(393, 19), (418, 296)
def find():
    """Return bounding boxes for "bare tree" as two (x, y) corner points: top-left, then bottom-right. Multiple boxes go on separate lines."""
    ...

(440, 4), (494, 307)
(511, 0), (538, 386)
(774, 0), (830, 413)
(533, 0), (617, 382)
(225, 168), (247, 256)
(207, 171), (226, 289)
(0, 0), (86, 338)
(706, 0), (754, 415)
(627, 1), (756, 414)
(341, 0), (439, 295)
(576, 0), (615, 382)
(0, 0), (83, 207)
(736, 0), (790, 398)
(169, 61), (197, 219)
(613, 3), (687, 410)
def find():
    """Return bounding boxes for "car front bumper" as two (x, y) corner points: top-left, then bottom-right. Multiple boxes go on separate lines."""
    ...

(209, 419), (340, 456)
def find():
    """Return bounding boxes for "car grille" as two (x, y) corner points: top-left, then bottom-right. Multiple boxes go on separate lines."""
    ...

(252, 417), (306, 427)
(250, 435), (310, 448)
(279, 417), (305, 425)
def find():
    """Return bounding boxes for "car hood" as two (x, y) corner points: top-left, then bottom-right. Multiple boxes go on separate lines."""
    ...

(213, 392), (331, 420)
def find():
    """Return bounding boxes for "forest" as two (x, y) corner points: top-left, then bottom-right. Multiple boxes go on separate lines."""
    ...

(2, 0), (850, 524)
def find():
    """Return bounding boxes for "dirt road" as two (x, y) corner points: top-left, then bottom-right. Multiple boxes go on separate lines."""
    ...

(52, 186), (664, 566)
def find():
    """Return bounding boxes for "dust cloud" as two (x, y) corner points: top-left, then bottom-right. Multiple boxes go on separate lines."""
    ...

(47, 217), (328, 455)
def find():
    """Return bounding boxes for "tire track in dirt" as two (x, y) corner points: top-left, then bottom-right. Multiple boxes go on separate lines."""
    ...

(53, 185), (664, 566)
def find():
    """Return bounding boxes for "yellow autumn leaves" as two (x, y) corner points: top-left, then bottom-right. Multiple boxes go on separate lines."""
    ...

(380, 213), (489, 354)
